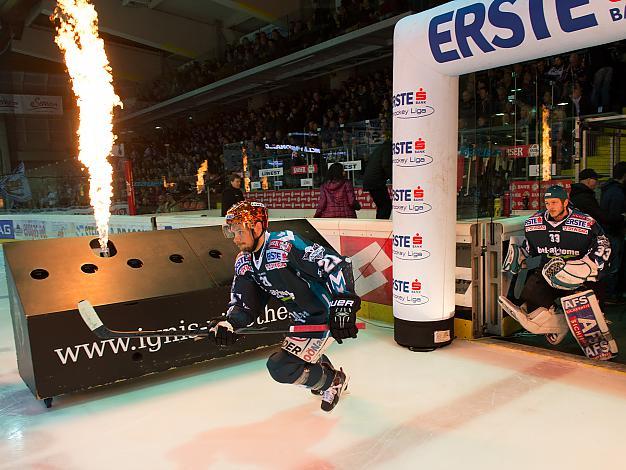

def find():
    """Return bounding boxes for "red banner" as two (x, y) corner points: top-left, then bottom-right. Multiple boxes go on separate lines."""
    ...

(123, 159), (136, 216)
(245, 187), (391, 210)
(510, 179), (571, 211)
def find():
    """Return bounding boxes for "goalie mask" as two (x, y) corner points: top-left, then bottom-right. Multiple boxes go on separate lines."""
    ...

(223, 201), (269, 239)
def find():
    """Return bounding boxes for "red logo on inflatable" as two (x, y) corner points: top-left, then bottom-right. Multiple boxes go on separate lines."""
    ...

(412, 233), (423, 246)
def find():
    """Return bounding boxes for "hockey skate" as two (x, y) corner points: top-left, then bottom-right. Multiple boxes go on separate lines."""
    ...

(321, 368), (349, 412)
(311, 355), (333, 396)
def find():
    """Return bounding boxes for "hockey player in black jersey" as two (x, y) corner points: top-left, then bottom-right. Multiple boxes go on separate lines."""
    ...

(499, 185), (617, 359)
(206, 201), (360, 411)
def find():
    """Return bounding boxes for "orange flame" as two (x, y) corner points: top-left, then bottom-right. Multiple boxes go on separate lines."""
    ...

(162, 176), (175, 189)
(242, 146), (250, 192)
(541, 106), (552, 181)
(54, 0), (122, 253)
(196, 160), (208, 194)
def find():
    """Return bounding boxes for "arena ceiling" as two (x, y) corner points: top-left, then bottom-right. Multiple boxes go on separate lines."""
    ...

(1, 0), (292, 82)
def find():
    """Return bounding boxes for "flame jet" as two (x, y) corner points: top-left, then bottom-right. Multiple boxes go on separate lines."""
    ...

(54, 0), (122, 254)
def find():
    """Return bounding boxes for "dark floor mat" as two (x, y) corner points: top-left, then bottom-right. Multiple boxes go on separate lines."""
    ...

(498, 304), (626, 365)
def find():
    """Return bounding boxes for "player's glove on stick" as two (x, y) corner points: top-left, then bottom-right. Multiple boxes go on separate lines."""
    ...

(329, 294), (361, 344)
(207, 318), (238, 347)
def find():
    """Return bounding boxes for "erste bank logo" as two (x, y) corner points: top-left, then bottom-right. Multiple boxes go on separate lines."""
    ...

(609, 0), (626, 21)
(393, 277), (429, 305)
(392, 87), (434, 119)
(392, 186), (432, 214)
(392, 231), (431, 260)
(392, 138), (433, 167)
(428, 1), (614, 64)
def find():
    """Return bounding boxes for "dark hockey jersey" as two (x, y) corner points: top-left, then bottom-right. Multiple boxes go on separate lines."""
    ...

(225, 230), (356, 329)
(523, 208), (610, 272)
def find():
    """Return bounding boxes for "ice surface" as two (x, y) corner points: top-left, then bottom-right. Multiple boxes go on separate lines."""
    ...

(1, 246), (625, 470)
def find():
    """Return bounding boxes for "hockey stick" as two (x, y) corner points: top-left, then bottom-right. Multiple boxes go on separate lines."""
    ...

(77, 300), (365, 340)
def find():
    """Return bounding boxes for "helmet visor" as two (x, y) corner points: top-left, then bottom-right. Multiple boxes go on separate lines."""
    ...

(222, 223), (235, 239)
(222, 221), (249, 239)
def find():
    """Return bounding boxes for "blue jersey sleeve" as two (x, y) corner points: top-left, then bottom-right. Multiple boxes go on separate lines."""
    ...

(283, 233), (357, 297)
(587, 220), (611, 273)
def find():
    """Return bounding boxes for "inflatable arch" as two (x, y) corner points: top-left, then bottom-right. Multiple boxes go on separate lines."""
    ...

(392, 0), (626, 349)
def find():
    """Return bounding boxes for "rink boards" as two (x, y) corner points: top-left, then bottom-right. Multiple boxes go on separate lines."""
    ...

(0, 212), (528, 340)
(2, 219), (330, 403)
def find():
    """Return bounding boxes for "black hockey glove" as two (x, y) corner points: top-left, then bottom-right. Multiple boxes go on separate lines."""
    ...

(329, 294), (361, 344)
(207, 318), (238, 347)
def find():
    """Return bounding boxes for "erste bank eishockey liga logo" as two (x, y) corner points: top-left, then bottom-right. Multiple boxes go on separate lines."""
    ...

(392, 87), (434, 119)
(392, 137), (433, 167)
(393, 277), (429, 306)
(392, 185), (431, 214)
(392, 232), (430, 261)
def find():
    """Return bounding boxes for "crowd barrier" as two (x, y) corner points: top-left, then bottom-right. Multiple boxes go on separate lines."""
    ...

(0, 212), (527, 339)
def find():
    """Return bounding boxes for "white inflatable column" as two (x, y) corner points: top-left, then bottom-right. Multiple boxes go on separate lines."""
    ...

(392, 0), (626, 350)
(392, 18), (458, 350)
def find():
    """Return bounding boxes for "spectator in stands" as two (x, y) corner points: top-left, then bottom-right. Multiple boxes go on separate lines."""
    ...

(564, 81), (590, 118)
(590, 47), (614, 113)
(314, 162), (358, 218)
(221, 173), (245, 216)
(600, 162), (626, 302)
(363, 138), (392, 219)
(157, 193), (181, 213)
(46, 186), (58, 208)
(569, 168), (603, 223)
(546, 56), (565, 82)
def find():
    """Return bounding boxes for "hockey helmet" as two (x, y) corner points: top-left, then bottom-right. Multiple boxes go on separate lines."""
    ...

(223, 201), (269, 238)
(544, 185), (568, 201)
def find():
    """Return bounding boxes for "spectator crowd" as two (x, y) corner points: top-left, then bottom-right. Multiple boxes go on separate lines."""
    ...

(132, 0), (413, 109)
(125, 67), (393, 213)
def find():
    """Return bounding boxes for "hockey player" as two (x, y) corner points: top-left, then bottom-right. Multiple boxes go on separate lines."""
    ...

(499, 185), (617, 360)
(207, 201), (360, 411)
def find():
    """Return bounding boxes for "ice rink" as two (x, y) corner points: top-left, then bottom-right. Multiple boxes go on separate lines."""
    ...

(2, 246), (626, 470)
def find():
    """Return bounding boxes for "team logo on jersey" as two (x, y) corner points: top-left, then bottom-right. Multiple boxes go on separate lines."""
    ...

(392, 138), (433, 167)
(317, 254), (343, 274)
(269, 239), (292, 252)
(234, 253), (252, 276)
(563, 226), (589, 234)
(266, 262), (287, 271)
(537, 247), (580, 258)
(266, 248), (289, 263)
(525, 214), (546, 231)
(269, 289), (295, 302)
(392, 186), (432, 215)
(525, 215), (543, 225)
(303, 243), (325, 262)
(565, 214), (593, 230)
(392, 232), (430, 260)
(393, 277), (429, 305)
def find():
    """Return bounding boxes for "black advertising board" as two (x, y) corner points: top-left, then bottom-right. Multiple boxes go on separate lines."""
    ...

(4, 220), (327, 405)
